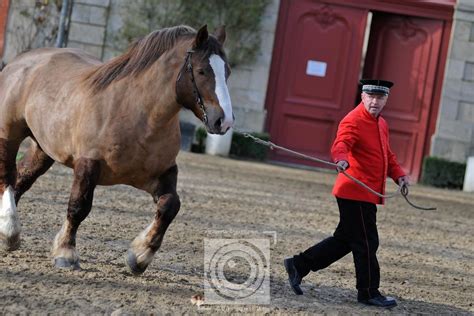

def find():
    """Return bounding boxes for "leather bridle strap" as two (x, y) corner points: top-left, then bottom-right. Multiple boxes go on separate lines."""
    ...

(176, 50), (208, 124)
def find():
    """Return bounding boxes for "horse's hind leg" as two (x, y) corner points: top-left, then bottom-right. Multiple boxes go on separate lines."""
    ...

(126, 165), (180, 275)
(14, 139), (54, 204)
(51, 158), (100, 270)
(0, 138), (21, 250)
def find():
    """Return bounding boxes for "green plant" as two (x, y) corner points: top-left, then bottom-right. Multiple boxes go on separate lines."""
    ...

(115, 0), (271, 66)
(230, 132), (269, 161)
(191, 126), (207, 153)
(420, 156), (466, 189)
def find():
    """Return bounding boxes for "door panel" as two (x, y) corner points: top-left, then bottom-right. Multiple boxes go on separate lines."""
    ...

(268, 0), (369, 167)
(363, 13), (443, 179)
(282, 115), (334, 154)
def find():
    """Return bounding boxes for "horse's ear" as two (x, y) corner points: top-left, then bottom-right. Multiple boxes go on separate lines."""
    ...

(194, 24), (209, 48)
(214, 25), (226, 45)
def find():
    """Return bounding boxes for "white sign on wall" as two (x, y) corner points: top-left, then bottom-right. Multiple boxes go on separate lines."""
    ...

(306, 60), (327, 77)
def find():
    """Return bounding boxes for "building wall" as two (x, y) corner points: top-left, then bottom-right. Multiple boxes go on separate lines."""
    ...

(102, 0), (125, 61)
(3, 0), (27, 61)
(3, 0), (58, 62)
(2, 0), (47, 63)
(3, 0), (112, 61)
(225, 0), (280, 132)
(431, 0), (474, 162)
(67, 0), (110, 59)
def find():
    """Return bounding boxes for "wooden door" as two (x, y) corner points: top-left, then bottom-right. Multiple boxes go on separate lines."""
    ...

(363, 13), (443, 180)
(266, 0), (369, 167)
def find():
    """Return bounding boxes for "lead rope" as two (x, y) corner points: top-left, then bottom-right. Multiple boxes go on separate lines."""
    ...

(234, 129), (436, 211)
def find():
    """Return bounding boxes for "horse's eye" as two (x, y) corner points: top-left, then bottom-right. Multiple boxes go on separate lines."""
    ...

(198, 69), (205, 75)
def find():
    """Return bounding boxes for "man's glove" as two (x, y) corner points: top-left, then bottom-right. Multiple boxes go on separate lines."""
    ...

(336, 160), (349, 172)
(397, 175), (410, 187)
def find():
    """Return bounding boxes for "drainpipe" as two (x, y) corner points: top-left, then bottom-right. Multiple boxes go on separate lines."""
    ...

(55, 0), (72, 48)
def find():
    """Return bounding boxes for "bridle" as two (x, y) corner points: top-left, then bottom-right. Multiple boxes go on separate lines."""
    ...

(176, 49), (208, 124)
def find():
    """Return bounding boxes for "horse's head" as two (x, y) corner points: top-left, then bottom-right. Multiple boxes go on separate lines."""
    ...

(176, 25), (234, 135)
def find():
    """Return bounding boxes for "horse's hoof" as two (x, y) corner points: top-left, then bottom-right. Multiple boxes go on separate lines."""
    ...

(54, 257), (81, 270)
(126, 250), (147, 275)
(0, 233), (20, 251)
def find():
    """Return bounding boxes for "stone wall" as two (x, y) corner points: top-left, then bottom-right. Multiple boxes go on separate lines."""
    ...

(102, 0), (125, 61)
(3, 0), (31, 61)
(67, 0), (110, 59)
(431, 0), (474, 162)
(3, 0), (111, 61)
(226, 0), (280, 132)
(3, 0), (60, 62)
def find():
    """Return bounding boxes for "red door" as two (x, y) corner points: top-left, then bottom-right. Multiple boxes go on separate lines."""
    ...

(0, 0), (9, 57)
(363, 13), (443, 180)
(266, 0), (369, 167)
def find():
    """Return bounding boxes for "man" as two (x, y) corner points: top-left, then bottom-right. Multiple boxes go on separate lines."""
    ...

(284, 79), (409, 308)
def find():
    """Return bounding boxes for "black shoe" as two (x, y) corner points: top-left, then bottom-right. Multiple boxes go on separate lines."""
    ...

(283, 257), (303, 295)
(358, 295), (397, 308)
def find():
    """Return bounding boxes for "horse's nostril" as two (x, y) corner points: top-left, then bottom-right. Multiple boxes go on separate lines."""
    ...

(214, 117), (222, 130)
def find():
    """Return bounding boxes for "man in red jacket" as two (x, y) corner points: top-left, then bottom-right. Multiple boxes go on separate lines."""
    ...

(284, 79), (409, 308)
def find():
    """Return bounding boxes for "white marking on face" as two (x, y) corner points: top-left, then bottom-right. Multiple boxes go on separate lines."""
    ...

(0, 186), (20, 237)
(209, 54), (233, 132)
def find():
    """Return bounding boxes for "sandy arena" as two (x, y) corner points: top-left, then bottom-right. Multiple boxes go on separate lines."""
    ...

(1, 151), (473, 314)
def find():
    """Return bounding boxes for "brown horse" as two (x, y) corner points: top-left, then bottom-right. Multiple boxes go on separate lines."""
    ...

(0, 25), (233, 274)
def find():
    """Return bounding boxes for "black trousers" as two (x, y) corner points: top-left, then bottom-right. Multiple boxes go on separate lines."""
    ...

(293, 197), (380, 300)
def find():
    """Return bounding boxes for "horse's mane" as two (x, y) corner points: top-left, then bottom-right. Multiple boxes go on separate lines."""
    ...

(85, 25), (196, 91)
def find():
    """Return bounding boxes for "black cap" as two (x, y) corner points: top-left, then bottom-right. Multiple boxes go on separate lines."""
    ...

(360, 79), (394, 95)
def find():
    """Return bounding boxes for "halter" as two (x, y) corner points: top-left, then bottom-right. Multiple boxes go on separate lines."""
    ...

(176, 50), (208, 124)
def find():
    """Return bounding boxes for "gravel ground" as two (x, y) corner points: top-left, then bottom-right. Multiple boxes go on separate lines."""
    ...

(1, 151), (473, 315)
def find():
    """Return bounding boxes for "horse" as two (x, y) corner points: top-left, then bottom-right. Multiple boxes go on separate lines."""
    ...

(0, 24), (234, 274)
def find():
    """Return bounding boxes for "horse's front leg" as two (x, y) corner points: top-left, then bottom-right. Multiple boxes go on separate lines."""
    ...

(126, 165), (180, 275)
(0, 138), (21, 251)
(51, 158), (100, 270)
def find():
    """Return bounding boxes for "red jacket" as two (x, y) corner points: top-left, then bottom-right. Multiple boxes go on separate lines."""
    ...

(331, 103), (406, 204)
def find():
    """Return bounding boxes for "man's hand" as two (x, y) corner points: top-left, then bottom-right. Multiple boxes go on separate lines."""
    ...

(336, 160), (349, 172)
(398, 175), (410, 187)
